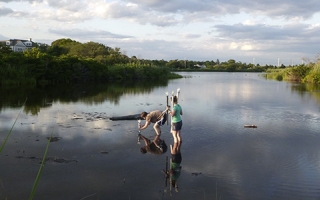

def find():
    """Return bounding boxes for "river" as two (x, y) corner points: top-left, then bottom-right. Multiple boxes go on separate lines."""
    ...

(1, 72), (320, 200)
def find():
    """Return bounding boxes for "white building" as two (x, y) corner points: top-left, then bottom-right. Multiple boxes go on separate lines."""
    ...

(194, 64), (206, 68)
(0, 38), (35, 52)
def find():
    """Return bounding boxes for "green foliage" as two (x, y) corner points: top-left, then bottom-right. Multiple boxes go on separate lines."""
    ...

(69, 41), (110, 59)
(286, 65), (312, 81)
(6, 37), (317, 86)
(107, 64), (171, 81)
(265, 63), (320, 84)
(48, 38), (80, 56)
(265, 68), (287, 81)
(303, 62), (320, 83)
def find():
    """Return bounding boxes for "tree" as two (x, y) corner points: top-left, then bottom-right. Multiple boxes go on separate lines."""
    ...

(48, 38), (80, 56)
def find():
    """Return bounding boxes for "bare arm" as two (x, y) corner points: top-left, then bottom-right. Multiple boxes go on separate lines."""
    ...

(139, 134), (151, 145)
(170, 109), (175, 117)
(139, 120), (151, 130)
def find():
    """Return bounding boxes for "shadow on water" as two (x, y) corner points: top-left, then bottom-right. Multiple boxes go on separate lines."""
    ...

(0, 79), (169, 115)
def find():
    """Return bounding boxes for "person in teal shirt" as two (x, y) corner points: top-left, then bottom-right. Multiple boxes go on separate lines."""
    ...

(168, 95), (183, 143)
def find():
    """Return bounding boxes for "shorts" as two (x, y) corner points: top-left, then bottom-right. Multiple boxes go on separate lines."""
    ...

(172, 152), (182, 164)
(172, 120), (182, 131)
(156, 140), (168, 153)
(156, 113), (167, 126)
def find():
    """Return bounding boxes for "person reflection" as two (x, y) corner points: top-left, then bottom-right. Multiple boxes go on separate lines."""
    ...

(169, 141), (182, 192)
(138, 134), (167, 155)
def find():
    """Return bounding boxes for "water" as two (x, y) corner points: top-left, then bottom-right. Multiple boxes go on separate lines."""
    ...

(1, 72), (320, 200)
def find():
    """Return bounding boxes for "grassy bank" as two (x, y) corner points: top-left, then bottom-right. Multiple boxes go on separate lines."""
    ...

(265, 62), (320, 83)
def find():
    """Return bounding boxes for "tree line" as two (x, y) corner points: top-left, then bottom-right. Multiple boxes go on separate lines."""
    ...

(0, 38), (178, 86)
(1, 37), (314, 86)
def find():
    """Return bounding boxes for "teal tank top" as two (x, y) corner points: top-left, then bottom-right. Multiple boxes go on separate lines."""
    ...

(172, 104), (182, 123)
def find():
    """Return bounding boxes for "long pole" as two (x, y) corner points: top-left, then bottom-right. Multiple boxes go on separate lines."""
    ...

(137, 119), (141, 144)
(166, 92), (169, 125)
(165, 156), (168, 187)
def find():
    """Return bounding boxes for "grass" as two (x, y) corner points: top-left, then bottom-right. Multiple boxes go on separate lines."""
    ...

(29, 129), (54, 200)
(0, 98), (28, 153)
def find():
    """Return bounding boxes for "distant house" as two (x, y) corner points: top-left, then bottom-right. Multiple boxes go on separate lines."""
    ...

(194, 64), (206, 68)
(0, 38), (35, 52)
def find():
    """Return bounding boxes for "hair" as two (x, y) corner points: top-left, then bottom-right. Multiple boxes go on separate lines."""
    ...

(173, 96), (178, 104)
(140, 147), (147, 154)
(140, 111), (148, 118)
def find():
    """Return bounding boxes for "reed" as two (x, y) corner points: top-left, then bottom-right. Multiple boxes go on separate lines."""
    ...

(0, 98), (27, 153)
(29, 130), (54, 200)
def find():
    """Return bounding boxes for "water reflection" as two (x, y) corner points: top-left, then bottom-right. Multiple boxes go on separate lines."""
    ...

(170, 141), (182, 192)
(138, 134), (168, 155)
(0, 80), (169, 114)
(161, 141), (183, 195)
(3, 73), (320, 199)
(291, 83), (320, 104)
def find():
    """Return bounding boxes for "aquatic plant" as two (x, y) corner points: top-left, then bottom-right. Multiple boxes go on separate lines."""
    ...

(0, 98), (27, 153)
(29, 130), (54, 200)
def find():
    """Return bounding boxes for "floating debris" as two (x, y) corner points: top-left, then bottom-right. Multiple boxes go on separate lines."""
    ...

(20, 122), (35, 125)
(244, 125), (257, 128)
(47, 137), (61, 142)
(72, 116), (83, 119)
(191, 172), (202, 176)
(16, 156), (77, 164)
(100, 151), (109, 154)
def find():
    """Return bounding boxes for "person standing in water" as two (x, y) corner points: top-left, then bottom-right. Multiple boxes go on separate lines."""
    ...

(168, 95), (183, 143)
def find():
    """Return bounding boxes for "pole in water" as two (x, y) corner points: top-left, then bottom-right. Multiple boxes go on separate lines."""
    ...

(166, 92), (169, 125)
(171, 91), (174, 124)
(137, 119), (141, 144)
(177, 88), (180, 100)
(165, 156), (168, 187)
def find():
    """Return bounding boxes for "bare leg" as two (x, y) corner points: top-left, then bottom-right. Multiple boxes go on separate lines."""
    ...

(171, 130), (178, 143)
(153, 123), (161, 135)
(171, 142), (178, 154)
(176, 130), (182, 143)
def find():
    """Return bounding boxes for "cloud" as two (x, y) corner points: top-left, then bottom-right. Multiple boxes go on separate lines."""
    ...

(212, 23), (320, 54)
(125, 0), (320, 19)
(0, 6), (13, 16)
(1, 0), (319, 65)
(0, 33), (7, 39)
(48, 28), (133, 39)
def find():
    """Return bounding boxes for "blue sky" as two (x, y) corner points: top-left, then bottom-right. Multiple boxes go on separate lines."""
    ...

(0, 0), (319, 66)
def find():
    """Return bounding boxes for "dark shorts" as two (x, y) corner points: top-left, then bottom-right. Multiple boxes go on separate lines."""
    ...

(156, 113), (167, 126)
(172, 120), (182, 131)
(172, 152), (182, 164)
(157, 140), (168, 153)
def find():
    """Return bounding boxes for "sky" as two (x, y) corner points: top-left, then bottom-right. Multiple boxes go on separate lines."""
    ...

(0, 0), (319, 66)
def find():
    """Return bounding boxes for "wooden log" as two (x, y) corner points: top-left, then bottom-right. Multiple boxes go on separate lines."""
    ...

(110, 114), (143, 121)
(244, 125), (257, 128)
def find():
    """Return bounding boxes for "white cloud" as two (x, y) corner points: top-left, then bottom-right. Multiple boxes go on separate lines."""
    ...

(0, 0), (319, 65)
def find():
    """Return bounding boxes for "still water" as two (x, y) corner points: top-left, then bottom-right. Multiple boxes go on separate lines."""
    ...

(1, 72), (320, 200)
